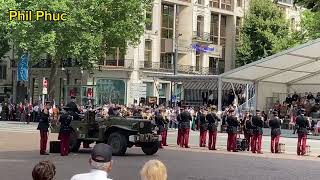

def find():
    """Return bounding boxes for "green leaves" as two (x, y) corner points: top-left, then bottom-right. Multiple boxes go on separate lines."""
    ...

(236, 0), (292, 67)
(0, 0), (151, 69)
(294, 0), (320, 12)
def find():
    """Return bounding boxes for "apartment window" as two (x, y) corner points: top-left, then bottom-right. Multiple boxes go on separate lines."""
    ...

(209, 0), (219, 8)
(221, 0), (233, 11)
(237, 0), (242, 7)
(210, 14), (219, 44)
(197, 0), (204, 5)
(144, 40), (152, 68)
(161, 4), (174, 39)
(195, 52), (201, 71)
(0, 64), (7, 80)
(218, 60), (225, 74)
(236, 17), (241, 42)
(220, 15), (227, 38)
(278, 0), (293, 5)
(196, 16), (204, 37)
(103, 47), (125, 66)
(145, 8), (153, 30)
(209, 57), (217, 75)
(160, 53), (172, 69)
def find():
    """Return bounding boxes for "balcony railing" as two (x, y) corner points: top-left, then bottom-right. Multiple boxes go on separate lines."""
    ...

(139, 61), (173, 72)
(192, 31), (211, 42)
(98, 59), (134, 70)
(139, 61), (218, 75)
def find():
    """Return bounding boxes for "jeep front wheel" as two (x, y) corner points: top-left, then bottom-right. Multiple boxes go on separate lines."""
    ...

(107, 132), (128, 156)
(141, 142), (159, 155)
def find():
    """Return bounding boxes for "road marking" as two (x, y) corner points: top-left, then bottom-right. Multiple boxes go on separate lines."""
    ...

(0, 159), (27, 162)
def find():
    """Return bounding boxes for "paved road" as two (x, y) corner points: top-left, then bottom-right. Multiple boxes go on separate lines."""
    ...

(1, 121), (320, 156)
(1, 129), (320, 180)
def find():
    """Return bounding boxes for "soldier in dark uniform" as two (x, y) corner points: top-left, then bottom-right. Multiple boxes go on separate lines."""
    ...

(243, 111), (253, 151)
(66, 96), (80, 120)
(179, 107), (192, 148)
(155, 109), (166, 148)
(226, 109), (239, 152)
(59, 107), (73, 156)
(251, 110), (264, 154)
(296, 109), (310, 156)
(37, 101), (51, 155)
(197, 108), (208, 147)
(269, 111), (281, 153)
(206, 106), (220, 150)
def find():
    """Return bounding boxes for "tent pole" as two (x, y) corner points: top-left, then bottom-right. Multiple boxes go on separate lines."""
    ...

(246, 84), (249, 109)
(218, 78), (222, 112)
(254, 81), (259, 112)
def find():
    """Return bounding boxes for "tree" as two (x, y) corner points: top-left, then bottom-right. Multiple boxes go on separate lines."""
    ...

(236, 0), (292, 66)
(294, 0), (320, 11)
(1, 0), (151, 100)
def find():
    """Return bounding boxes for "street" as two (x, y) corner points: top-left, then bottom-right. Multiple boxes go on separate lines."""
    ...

(1, 122), (320, 180)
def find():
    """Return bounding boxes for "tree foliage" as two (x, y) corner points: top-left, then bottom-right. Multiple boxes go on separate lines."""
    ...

(294, 0), (320, 12)
(0, 0), (151, 99)
(236, 0), (292, 66)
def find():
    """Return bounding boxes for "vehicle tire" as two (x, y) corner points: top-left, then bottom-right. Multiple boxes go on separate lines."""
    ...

(107, 132), (128, 156)
(69, 131), (81, 152)
(141, 142), (159, 155)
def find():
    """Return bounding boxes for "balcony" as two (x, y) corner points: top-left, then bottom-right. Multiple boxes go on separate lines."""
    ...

(178, 65), (218, 75)
(98, 59), (134, 70)
(139, 61), (173, 72)
(192, 31), (211, 43)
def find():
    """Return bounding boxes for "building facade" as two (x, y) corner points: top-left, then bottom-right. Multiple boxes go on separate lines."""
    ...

(0, 0), (302, 106)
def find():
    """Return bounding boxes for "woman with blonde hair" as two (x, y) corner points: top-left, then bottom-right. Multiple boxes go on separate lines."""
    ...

(140, 160), (167, 180)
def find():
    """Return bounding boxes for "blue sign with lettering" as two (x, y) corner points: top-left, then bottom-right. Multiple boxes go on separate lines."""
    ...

(192, 44), (215, 53)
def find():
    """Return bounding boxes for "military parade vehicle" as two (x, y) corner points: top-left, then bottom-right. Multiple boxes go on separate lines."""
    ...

(50, 111), (160, 156)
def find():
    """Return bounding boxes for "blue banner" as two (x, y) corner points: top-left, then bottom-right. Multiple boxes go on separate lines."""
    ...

(17, 54), (29, 81)
(192, 44), (215, 53)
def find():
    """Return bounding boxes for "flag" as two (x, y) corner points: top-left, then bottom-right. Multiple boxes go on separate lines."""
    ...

(17, 54), (29, 81)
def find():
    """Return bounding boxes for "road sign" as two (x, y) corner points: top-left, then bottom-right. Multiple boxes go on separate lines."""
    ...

(42, 88), (47, 95)
(42, 78), (48, 95)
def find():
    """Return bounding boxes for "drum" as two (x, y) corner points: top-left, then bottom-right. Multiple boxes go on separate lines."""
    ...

(279, 143), (286, 154)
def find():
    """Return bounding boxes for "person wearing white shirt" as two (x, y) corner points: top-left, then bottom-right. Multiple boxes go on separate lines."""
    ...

(70, 143), (113, 180)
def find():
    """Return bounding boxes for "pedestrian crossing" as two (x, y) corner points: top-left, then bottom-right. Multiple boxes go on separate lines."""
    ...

(0, 121), (38, 133)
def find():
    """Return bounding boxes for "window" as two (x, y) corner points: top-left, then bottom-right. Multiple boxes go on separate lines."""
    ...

(0, 65), (7, 80)
(220, 15), (227, 38)
(160, 53), (172, 69)
(145, 8), (153, 30)
(209, 0), (219, 8)
(291, 18), (296, 30)
(144, 40), (152, 67)
(145, 82), (154, 97)
(195, 52), (201, 71)
(236, 17), (241, 42)
(278, 0), (293, 5)
(103, 47), (126, 66)
(196, 16), (204, 38)
(218, 60), (225, 74)
(197, 0), (204, 5)
(237, 0), (242, 7)
(161, 4), (174, 39)
(221, 0), (233, 11)
(210, 14), (219, 44)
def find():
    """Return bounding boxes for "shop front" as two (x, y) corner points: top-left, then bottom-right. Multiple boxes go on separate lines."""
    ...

(95, 79), (126, 105)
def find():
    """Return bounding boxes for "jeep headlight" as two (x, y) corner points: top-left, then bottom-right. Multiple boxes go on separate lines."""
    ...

(139, 122), (144, 128)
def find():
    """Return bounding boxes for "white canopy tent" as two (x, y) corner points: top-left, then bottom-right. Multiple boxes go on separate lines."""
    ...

(220, 38), (320, 111)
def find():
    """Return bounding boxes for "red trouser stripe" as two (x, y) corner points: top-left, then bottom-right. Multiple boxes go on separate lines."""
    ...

(271, 135), (280, 153)
(208, 131), (217, 150)
(40, 131), (48, 154)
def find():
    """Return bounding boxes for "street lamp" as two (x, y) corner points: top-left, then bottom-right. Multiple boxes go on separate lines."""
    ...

(172, 33), (182, 107)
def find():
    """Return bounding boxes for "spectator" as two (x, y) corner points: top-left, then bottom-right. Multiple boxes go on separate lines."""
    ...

(71, 143), (113, 180)
(140, 160), (167, 180)
(32, 161), (56, 180)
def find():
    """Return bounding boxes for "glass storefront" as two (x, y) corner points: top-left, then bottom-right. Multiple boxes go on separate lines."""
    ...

(96, 79), (126, 105)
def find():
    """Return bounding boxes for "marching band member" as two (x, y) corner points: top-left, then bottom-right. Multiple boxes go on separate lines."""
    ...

(269, 111), (281, 153)
(252, 110), (264, 154)
(226, 109), (239, 152)
(206, 106), (220, 150)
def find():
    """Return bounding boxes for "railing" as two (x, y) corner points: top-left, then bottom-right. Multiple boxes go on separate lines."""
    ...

(99, 59), (134, 69)
(139, 61), (218, 75)
(139, 61), (173, 72)
(192, 31), (211, 42)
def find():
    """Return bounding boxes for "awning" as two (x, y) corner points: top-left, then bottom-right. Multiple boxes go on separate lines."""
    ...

(220, 39), (320, 85)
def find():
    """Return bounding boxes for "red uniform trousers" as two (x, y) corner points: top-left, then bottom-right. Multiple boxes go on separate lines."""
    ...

(40, 131), (48, 154)
(252, 134), (262, 153)
(199, 129), (207, 147)
(208, 131), (217, 150)
(59, 133), (70, 156)
(180, 128), (190, 148)
(160, 130), (168, 147)
(227, 133), (237, 151)
(297, 134), (307, 155)
(271, 135), (280, 153)
(244, 133), (251, 151)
